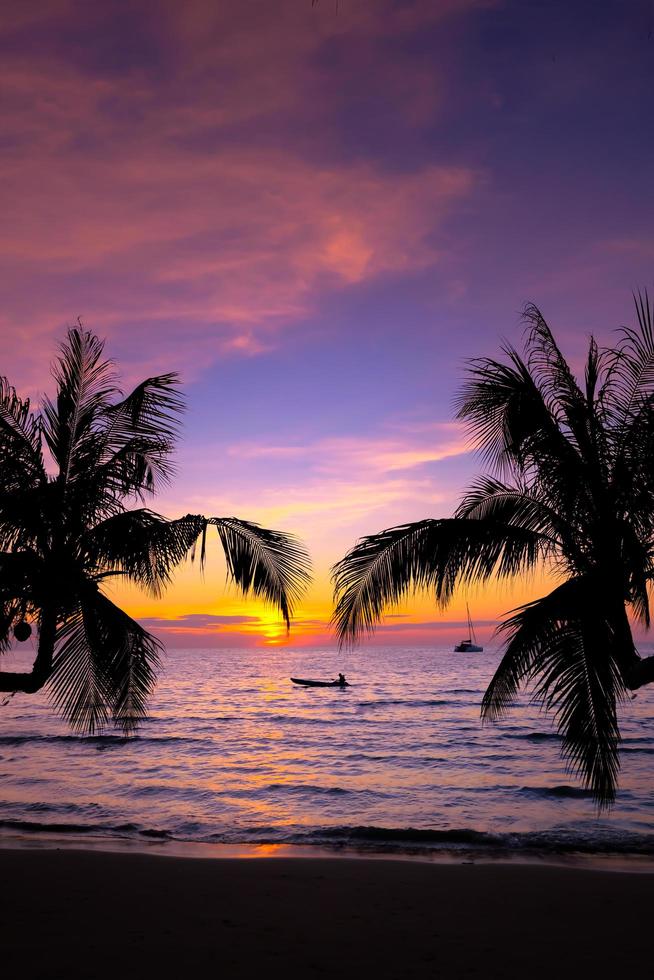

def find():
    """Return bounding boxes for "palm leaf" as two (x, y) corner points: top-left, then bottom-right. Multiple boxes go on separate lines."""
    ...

(209, 517), (311, 630)
(94, 374), (185, 498)
(89, 593), (162, 733)
(48, 591), (161, 734)
(456, 344), (585, 491)
(41, 327), (119, 485)
(331, 295), (654, 803)
(457, 476), (564, 547)
(0, 378), (45, 489)
(604, 292), (654, 435)
(482, 577), (626, 805)
(85, 510), (206, 596)
(332, 517), (546, 646)
(48, 611), (112, 734)
(523, 304), (588, 433)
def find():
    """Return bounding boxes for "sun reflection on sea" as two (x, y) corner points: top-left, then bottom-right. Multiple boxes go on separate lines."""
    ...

(1, 645), (653, 855)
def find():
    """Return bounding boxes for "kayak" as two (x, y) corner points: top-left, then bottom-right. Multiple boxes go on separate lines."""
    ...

(290, 677), (350, 688)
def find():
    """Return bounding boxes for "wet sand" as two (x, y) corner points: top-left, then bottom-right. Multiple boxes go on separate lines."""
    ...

(1, 847), (651, 979)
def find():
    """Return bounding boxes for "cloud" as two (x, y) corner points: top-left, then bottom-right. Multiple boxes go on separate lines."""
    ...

(191, 420), (469, 539)
(180, 478), (447, 548)
(0, 0), (485, 390)
(148, 416), (474, 632)
(2, 149), (477, 388)
(230, 421), (469, 476)
(136, 609), (498, 648)
(140, 613), (260, 633)
(143, 416), (475, 612)
(376, 619), (497, 632)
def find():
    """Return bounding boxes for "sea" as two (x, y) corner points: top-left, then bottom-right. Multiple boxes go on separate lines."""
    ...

(1, 645), (653, 859)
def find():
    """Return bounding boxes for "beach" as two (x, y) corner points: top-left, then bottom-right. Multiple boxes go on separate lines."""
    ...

(2, 847), (652, 979)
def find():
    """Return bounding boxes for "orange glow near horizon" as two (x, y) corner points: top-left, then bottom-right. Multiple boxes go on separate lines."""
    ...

(108, 546), (559, 649)
(2, 0), (652, 653)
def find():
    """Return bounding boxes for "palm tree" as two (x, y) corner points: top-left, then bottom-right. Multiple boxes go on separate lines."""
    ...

(0, 327), (310, 733)
(333, 295), (654, 805)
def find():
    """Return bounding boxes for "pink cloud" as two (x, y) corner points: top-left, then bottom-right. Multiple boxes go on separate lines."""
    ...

(229, 421), (469, 474)
(134, 607), (501, 649)
(166, 417), (472, 595)
(1, 145), (477, 384)
(140, 614), (260, 632)
(0, 0), (484, 390)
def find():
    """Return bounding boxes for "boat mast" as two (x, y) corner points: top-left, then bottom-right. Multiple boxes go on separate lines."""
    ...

(466, 602), (476, 644)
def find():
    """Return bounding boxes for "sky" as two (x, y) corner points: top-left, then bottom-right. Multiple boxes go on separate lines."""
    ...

(1, 0), (653, 649)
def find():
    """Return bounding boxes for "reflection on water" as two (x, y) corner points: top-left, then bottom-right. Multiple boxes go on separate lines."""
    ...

(0, 646), (653, 854)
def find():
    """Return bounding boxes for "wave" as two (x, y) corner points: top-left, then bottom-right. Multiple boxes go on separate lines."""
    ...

(312, 825), (500, 845)
(3, 817), (654, 855)
(501, 731), (562, 742)
(23, 801), (103, 815)
(0, 734), (213, 748)
(0, 818), (172, 839)
(518, 785), (597, 800)
(250, 714), (338, 725)
(297, 824), (654, 854)
(355, 699), (455, 708)
(265, 783), (385, 798)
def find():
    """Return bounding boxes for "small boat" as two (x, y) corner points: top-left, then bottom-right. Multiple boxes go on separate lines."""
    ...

(291, 677), (350, 688)
(454, 604), (483, 653)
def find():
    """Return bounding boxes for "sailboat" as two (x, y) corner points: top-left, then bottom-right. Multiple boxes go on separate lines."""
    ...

(454, 604), (483, 652)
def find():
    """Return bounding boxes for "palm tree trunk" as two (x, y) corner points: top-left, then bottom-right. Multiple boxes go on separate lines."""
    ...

(613, 601), (654, 691)
(0, 607), (57, 693)
(625, 656), (654, 690)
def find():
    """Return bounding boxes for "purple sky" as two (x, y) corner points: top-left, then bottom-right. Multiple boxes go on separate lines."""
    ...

(2, 0), (653, 646)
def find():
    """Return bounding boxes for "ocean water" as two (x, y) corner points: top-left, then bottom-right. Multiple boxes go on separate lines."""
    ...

(1, 645), (653, 856)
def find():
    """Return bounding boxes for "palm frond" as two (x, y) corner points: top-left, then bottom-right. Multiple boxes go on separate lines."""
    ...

(101, 373), (183, 444)
(604, 297), (654, 528)
(90, 593), (162, 733)
(602, 291), (654, 477)
(48, 611), (111, 734)
(209, 517), (311, 630)
(619, 518), (653, 628)
(94, 374), (185, 498)
(457, 477), (564, 545)
(0, 378), (45, 488)
(523, 304), (587, 426)
(332, 517), (547, 647)
(92, 436), (175, 502)
(456, 344), (584, 486)
(523, 308), (609, 479)
(607, 291), (654, 422)
(48, 591), (161, 734)
(455, 475), (596, 576)
(0, 483), (52, 553)
(330, 295), (654, 802)
(85, 510), (206, 596)
(41, 327), (119, 485)
(482, 577), (626, 805)
(455, 349), (534, 474)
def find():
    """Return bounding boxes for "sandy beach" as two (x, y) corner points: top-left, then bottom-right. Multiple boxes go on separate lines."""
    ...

(1, 847), (652, 979)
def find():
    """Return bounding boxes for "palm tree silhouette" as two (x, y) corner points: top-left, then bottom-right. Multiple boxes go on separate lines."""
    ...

(333, 296), (654, 805)
(0, 328), (310, 733)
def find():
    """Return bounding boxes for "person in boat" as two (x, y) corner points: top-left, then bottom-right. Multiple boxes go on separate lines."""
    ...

(337, 673), (347, 686)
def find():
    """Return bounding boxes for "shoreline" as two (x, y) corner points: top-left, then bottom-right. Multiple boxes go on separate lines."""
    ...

(2, 846), (653, 978)
(3, 828), (654, 874)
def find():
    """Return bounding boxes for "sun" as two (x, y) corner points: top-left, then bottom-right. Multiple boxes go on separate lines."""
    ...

(257, 615), (289, 646)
